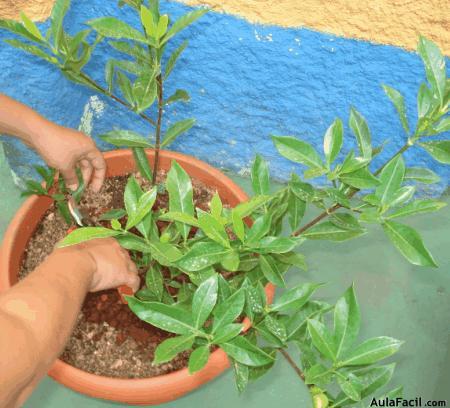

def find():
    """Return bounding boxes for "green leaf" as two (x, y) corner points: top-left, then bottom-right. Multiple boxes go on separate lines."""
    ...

(417, 36), (446, 104)
(382, 85), (409, 133)
(304, 364), (333, 386)
(165, 40), (188, 78)
(339, 150), (370, 175)
(161, 8), (208, 45)
(192, 275), (218, 328)
(330, 213), (362, 231)
(323, 118), (343, 166)
(124, 175), (143, 217)
(126, 298), (196, 335)
(337, 373), (363, 402)
(334, 285), (360, 359)
(434, 116), (450, 133)
(287, 192), (306, 230)
(272, 136), (323, 169)
(375, 155), (405, 206)
(259, 255), (286, 287)
(382, 221), (437, 267)
(165, 89), (190, 105)
(20, 12), (44, 40)
(340, 337), (403, 366)
(58, 227), (121, 247)
(210, 193), (223, 219)
(133, 71), (158, 113)
(243, 280), (266, 315)
(140, 5), (157, 38)
(251, 154), (270, 195)
(100, 129), (153, 148)
(387, 199), (446, 219)
(149, 241), (183, 266)
(251, 236), (301, 254)
(25, 180), (47, 195)
(116, 234), (151, 253)
(161, 118), (195, 148)
(419, 141), (450, 164)
(0, 19), (44, 42)
(188, 345), (210, 374)
(213, 323), (244, 344)
(417, 83), (433, 119)
(126, 187), (157, 229)
(154, 334), (194, 364)
(50, 0), (70, 50)
(339, 167), (379, 189)
(349, 108), (372, 159)
(177, 241), (231, 271)
(232, 360), (249, 394)
(99, 208), (127, 221)
(246, 213), (272, 244)
(232, 195), (271, 218)
(271, 282), (323, 313)
(263, 315), (287, 343)
(132, 147), (153, 182)
(302, 221), (366, 242)
(145, 264), (164, 301)
(213, 288), (246, 332)
(87, 17), (147, 42)
(285, 301), (331, 340)
(56, 201), (72, 225)
(197, 212), (230, 248)
(307, 319), (337, 361)
(156, 14), (169, 39)
(221, 336), (274, 367)
(4, 40), (55, 64)
(274, 252), (307, 271)
(158, 211), (199, 227)
(167, 161), (194, 240)
(231, 209), (245, 242)
(388, 185), (416, 207)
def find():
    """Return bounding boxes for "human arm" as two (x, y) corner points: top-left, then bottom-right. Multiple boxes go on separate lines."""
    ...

(0, 238), (140, 407)
(0, 93), (106, 191)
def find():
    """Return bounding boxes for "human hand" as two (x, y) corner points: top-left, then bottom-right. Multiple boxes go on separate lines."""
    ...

(56, 238), (140, 293)
(32, 121), (106, 192)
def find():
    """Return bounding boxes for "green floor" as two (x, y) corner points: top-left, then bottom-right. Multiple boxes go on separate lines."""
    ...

(1, 144), (449, 407)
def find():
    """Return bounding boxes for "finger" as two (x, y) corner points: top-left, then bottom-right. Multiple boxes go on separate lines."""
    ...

(79, 159), (93, 187)
(86, 150), (106, 192)
(127, 260), (138, 275)
(126, 273), (140, 293)
(61, 166), (78, 191)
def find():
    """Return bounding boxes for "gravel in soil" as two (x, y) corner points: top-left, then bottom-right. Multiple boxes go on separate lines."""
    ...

(19, 171), (216, 378)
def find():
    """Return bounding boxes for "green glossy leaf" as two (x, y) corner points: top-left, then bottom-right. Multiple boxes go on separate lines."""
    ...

(221, 336), (274, 367)
(145, 264), (164, 301)
(304, 364), (332, 386)
(302, 221), (366, 242)
(251, 236), (301, 254)
(116, 233), (151, 253)
(100, 130), (153, 148)
(274, 252), (307, 271)
(382, 221), (437, 267)
(192, 275), (218, 328)
(213, 288), (246, 332)
(339, 150), (370, 175)
(434, 116), (450, 133)
(165, 40), (188, 78)
(263, 315), (287, 343)
(323, 118), (343, 166)
(326, 188), (351, 208)
(246, 213), (272, 244)
(126, 298), (195, 335)
(230, 209), (245, 242)
(158, 211), (199, 227)
(334, 284), (360, 359)
(197, 212), (230, 248)
(88, 17), (147, 42)
(307, 318), (337, 361)
(287, 192), (306, 230)
(340, 337), (403, 366)
(165, 89), (190, 105)
(330, 213), (362, 231)
(20, 12), (43, 40)
(382, 85), (409, 133)
(387, 199), (446, 219)
(375, 155), (405, 206)
(140, 5), (157, 38)
(4, 40), (55, 64)
(349, 108), (372, 159)
(126, 187), (157, 229)
(0, 19), (45, 42)
(388, 185), (416, 207)
(272, 135), (323, 169)
(213, 323), (244, 344)
(99, 208), (127, 221)
(167, 161), (194, 240)
(133, 71), (158, 113)
(418, 36), (446, 104)
(419, 141), (450, 164)
(177, 241), (231, 271)
(149, 241), (183, 266)
(339, 167), (379, 189)
(259, 254), (286, 287)
(251, 154), (270, 195)
(58, 227), (121, 247)
(221, 250), (240, 272)
(161, 9), (208, 45)
(232, 360), (249, 394)
(161, 118), (195, 148)
(271, 282), (323, 313)
(337, 372), (363, 402)
(188, 345), (210, 374)
(132, 147), (153, 182)
(232, 195), (271, 218)
(417, 83), (433, 119)
(286, 301), (331, 340)
(154, 334), (194, 364)
(50, 0), (70, 50)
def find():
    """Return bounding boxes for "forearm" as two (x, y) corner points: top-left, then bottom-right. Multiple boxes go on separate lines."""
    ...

(0, 248), (95, 407)
(0, 93), (49, 146)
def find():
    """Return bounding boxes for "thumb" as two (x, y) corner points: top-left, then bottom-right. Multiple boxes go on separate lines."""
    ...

(61, 166), (78, 191)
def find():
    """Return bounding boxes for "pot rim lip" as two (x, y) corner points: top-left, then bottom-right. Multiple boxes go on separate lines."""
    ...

(0, 148), (275, 387)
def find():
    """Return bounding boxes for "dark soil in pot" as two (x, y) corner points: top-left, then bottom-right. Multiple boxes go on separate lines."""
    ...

(18, 171), (216, 379)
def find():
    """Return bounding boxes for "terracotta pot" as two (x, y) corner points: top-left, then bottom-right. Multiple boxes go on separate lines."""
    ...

(0, 149), (275, 406)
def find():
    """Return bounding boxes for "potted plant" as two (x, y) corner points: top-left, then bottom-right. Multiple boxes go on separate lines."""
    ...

(0, 0), (449, 406)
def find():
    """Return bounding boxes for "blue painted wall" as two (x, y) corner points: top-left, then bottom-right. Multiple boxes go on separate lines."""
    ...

(0, 0), (448, 194)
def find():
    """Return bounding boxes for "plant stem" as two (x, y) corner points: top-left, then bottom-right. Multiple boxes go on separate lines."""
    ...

(78, 72), (157, 127)
(279, 348), (306, 382)
(292, 141), (412, 237)
(152, 74), (163, 185)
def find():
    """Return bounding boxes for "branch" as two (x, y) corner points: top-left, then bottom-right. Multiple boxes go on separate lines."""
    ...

(291, 142), (412, 237)
(152, 74), (164, 185)
(279, 348), (306, 382)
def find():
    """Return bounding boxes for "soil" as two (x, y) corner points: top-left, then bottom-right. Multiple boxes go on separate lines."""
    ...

(19, 170), (217, 378)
